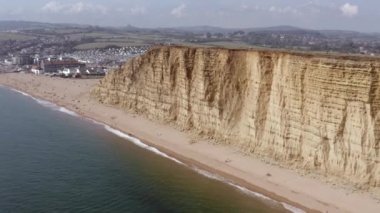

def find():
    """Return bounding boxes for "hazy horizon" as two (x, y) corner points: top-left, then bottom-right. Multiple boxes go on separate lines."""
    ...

(0, 0), (377, 33)
(0, 19), (375, 34)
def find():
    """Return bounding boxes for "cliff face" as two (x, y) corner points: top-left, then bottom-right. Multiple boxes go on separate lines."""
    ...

(93, 46), (380, 187)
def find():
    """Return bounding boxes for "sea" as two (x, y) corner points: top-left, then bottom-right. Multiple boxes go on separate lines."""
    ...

(0, 86), (299, 213)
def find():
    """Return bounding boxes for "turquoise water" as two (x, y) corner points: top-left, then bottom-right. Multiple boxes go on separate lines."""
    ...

(0, 86), (291, 212)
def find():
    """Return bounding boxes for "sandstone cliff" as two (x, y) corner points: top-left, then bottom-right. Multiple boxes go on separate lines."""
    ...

(93, 46), (380, 188)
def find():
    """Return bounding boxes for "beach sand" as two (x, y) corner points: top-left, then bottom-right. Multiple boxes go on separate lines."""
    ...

(1, 73), (379, 213)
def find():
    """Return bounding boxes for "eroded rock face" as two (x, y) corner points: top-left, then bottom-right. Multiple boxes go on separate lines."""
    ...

(93, 46), (380, 187)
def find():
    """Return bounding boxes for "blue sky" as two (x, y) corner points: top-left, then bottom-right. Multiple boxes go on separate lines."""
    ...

(0, 0), (377, 32)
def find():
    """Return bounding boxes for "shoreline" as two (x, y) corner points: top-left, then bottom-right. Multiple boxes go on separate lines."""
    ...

(1, 73), (380, 212)
(2, 84), (308, 213)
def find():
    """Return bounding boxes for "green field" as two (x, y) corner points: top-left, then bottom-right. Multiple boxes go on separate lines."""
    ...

(72, 31), (169, 49)
(75, 42), (146, 50)
(0, 32), (35, 41)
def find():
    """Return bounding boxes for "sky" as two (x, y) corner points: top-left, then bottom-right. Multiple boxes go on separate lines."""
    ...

(0, 0), (377, 32)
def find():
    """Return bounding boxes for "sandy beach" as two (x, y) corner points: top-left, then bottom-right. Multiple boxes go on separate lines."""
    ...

(1, 73), (379, 213)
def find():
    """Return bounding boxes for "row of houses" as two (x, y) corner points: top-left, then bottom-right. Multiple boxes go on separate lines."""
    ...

(9, 54), (108, 77)
(31, 57), (85, 76)
(12, 54), (34, 66)
(31, 61), (107, 78)
(9, 54), (85, 73)
(40, 57), (86, 73)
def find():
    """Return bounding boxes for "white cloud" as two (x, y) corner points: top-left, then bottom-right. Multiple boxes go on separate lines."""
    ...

(130, 6), (147, 15)
(69, 2), (86, 13)
(340, 3), (358, 17)
(171, 3), (186, 18)
(269, 6), (277, 12)
(41, 1), (108, 14)
(240, 3), (249, 11)
(238, 3), (299, 15)
(9, 8), (25, 15)
(70, 2), (108, 14)
(42, 1), (65, 13)
(268, 6), (299, 15)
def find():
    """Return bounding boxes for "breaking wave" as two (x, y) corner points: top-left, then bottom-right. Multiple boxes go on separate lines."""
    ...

(103, 125), (184, 165)
(10, 88), (78, 117)
(191, 167), (305, 213)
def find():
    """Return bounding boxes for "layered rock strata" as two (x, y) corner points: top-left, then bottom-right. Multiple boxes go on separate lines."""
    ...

(93, 46), (380, 188)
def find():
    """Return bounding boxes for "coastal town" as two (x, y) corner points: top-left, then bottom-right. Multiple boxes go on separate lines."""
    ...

(1, 21), (380, 78)
(0, 45), (149, 78)
(1, 0), (380, 211)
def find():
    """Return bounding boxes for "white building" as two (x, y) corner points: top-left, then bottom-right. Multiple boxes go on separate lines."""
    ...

(31, 67), (43, 75)
(60, 67), (81, 77)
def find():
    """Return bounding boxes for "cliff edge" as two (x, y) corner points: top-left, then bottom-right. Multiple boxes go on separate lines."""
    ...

(93, 46), (380, 189)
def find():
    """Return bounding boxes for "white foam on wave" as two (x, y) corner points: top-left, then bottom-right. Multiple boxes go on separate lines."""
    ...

(228, 183), (272, 201)
(104, 125), (184, 165)
(58, 107), (78, 117)
(10, 88), (32, 98)
(35, 98), (57, 108)
(192, 167), (305, 213)
(89, 119), (305, 213)
(192, 167), (222, 181)
(281, 202), (306, 213)
(9, 88), (78, 117)
(96, 123), (281, 208)
(193, 168), (272, 200)
(8, 87), (305, 213)
(91, 124), (296, 211)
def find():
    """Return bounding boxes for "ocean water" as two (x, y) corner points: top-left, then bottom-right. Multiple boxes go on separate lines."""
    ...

(0, 86), (294, 213)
